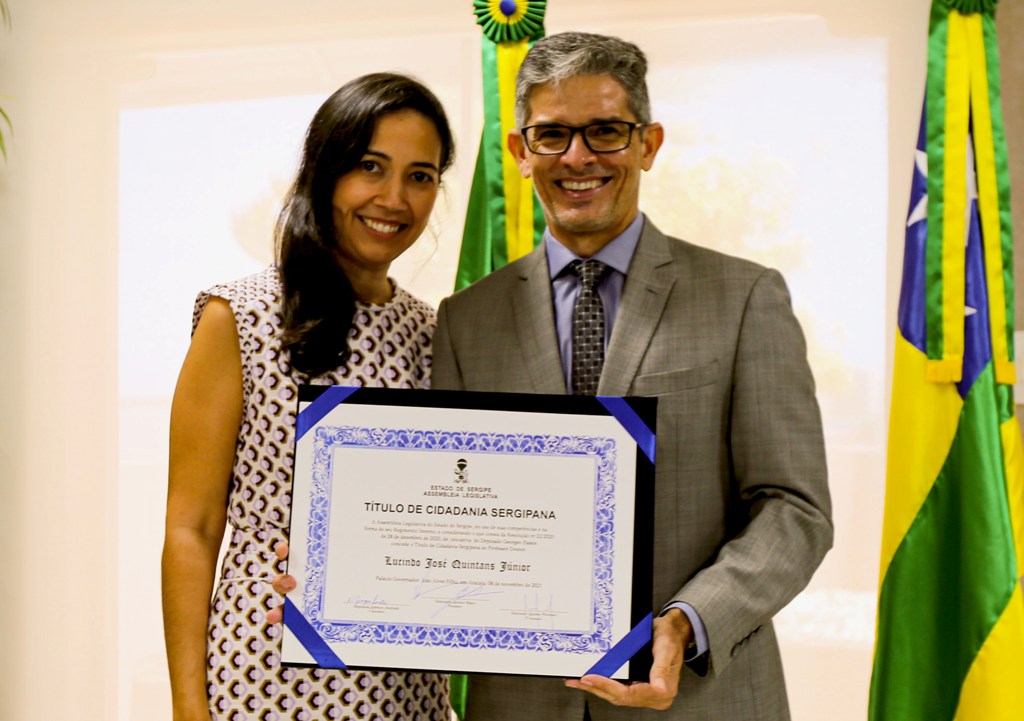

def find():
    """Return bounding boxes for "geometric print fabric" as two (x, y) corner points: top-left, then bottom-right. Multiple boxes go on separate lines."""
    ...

(193, 267), (449, 720)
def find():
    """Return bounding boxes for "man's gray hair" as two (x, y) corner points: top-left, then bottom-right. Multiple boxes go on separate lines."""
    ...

(515, 31), (651, 127)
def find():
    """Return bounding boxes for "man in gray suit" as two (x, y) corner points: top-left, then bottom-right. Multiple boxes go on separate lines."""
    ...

(431, 31), (833, 720)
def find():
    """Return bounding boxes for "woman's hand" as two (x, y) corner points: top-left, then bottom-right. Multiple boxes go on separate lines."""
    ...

(266, 541), (297, 624)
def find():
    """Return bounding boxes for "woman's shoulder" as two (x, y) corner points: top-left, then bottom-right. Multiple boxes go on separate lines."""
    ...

(193, 266), (281, 333)
(202, 266), (281, 306)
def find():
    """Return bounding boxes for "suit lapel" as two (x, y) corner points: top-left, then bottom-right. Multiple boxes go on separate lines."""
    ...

(511, 246), (567, 394)
(599, 221), (676, 396)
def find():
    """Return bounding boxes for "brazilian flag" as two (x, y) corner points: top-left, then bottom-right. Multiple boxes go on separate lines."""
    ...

(449, 4), (547, 717)
(455, 1), (547, 291)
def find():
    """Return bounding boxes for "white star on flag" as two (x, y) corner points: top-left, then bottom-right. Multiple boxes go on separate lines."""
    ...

(907, 148), (928, 227)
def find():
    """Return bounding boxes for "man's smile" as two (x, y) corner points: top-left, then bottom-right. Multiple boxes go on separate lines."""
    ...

(555, 177), (610, 197)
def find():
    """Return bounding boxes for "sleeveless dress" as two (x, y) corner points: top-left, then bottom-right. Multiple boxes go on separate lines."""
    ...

(193, 266), (450, 721)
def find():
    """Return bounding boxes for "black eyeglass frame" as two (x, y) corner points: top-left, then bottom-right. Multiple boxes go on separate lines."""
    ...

(519, 121), (648, 156)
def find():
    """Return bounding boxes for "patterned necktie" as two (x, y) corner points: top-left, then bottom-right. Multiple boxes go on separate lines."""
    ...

(569, 259), (610, 396)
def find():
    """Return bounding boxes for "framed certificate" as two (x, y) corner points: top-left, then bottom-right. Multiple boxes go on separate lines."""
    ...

(281, 386), (656, 680)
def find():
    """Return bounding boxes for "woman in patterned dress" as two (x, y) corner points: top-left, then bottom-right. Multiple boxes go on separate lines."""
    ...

(161, 73), (455, 721)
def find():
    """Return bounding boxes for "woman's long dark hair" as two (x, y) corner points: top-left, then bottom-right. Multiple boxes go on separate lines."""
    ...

(275, 73), (454, 377)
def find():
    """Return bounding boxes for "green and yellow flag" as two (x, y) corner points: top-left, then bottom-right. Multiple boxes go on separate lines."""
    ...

(455, 0), (547, 291)
(870, 2), (1024, 719)
(446, 5), (544, 716)
(450, 4), (546, 717)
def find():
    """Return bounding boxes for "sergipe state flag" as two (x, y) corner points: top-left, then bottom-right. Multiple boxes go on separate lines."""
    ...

(869, 4), (1024, 718)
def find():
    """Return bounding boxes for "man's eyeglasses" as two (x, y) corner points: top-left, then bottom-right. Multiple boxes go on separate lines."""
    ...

(520, 121), (646, 155)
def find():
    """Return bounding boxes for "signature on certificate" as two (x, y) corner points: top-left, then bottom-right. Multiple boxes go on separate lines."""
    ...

(345, 593), (390, 607)
(520, 593), (563, 628)
(412, 577), (503, 618)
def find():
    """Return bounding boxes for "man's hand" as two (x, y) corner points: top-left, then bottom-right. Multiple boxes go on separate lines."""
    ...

(564, 608), (691, 710)
(265, 541), (296, 624)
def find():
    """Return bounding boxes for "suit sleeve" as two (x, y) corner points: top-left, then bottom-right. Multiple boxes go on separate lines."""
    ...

(671, 268), (833, 676)
(432, 297), (465, 392)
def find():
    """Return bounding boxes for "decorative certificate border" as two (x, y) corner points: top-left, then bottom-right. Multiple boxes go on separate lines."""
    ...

(303, 426), (618, 654)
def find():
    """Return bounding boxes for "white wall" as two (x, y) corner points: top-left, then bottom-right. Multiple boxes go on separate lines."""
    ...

(0, 1), (931, 720)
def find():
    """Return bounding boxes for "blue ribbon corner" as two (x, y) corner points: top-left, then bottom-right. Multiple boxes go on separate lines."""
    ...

(282, 596), (347, 669)
(295, 386), (360, 440)
(597, 396), (656, 463)
(584, 612), (653, 678)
